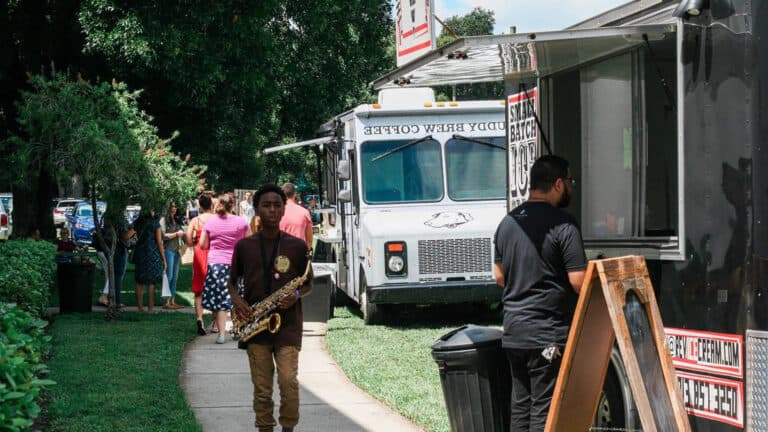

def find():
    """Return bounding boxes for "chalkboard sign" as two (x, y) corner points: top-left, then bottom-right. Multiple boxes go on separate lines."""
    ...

(545, 256), (691, 432)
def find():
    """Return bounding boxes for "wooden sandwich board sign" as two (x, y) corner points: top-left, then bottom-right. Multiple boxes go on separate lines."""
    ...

(545, 256), (691, 432)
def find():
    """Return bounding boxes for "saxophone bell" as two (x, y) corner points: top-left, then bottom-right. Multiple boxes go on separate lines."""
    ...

(265, 312), (281, 334)
(241, 312), (282, 343)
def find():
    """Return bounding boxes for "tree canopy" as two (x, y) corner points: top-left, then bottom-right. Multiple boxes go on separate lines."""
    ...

(0, 0), (393, 237)
(76, 0), (392, 191)
(6, 74), (202, 226)
(437, 7), (496, 47)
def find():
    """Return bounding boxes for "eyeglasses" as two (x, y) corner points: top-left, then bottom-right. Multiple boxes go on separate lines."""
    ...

(564, 177), (576, 186)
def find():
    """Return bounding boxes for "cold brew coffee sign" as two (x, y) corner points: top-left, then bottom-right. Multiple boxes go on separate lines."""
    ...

(507, 88), (538, 210)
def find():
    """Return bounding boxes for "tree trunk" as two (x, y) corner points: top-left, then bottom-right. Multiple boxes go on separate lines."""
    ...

(9, 165), (56, 239)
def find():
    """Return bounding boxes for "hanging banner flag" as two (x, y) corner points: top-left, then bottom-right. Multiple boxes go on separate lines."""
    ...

(396, 0), (436, 66)
(507, 88), (538, 211)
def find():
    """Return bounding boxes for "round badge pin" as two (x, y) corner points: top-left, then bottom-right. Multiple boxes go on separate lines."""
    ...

(275, 255), (291, 273)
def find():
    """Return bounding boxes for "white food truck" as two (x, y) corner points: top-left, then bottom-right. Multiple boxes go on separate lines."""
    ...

(266, 89), (507, 324)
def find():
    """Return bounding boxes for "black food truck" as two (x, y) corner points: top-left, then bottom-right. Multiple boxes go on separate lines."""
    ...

(373, 0), (767, 430)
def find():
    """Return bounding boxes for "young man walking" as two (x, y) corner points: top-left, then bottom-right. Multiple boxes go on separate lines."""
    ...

(493, 155), (587, 431)
(229, 183), (312, 432)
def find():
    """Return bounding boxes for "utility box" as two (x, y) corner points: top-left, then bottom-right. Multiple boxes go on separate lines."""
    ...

(431, 325), (511, 432)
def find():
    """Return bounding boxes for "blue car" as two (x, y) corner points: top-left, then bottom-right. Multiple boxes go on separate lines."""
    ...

(66, 201), (107, 246)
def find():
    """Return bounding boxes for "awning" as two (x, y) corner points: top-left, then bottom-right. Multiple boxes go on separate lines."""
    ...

(372, 24), (676, 90)
(263, 136), (334, 155)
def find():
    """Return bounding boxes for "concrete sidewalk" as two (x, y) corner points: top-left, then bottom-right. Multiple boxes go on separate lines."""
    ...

(180, 278), (424, 432)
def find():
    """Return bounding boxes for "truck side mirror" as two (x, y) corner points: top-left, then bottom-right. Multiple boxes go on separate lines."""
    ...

(337, 160), (351, 181)
(338, 189), (352, 203)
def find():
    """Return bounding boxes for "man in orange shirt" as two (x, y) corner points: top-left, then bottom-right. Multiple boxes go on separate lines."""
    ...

(279, 183), (313, 249)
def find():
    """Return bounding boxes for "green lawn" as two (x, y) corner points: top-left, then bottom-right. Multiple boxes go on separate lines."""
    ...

(326, 305), (502, 432)
(45, 312), (202, 432)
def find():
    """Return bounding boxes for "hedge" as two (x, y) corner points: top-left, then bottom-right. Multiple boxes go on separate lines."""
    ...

(0, 240), (57, 316)
(0, 303), (54, 431)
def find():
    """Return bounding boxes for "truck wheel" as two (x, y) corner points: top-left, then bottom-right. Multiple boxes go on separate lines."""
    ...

(594, 354), (632, 429)
(360, 275), (385, 325)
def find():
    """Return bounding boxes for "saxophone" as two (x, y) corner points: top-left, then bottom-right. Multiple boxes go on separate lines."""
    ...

(232, 252), (312, 343)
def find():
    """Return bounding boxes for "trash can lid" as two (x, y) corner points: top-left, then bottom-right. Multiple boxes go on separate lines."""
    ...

(431, 325), (503, 352)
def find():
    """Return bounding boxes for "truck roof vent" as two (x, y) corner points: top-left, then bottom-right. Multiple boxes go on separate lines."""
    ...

(377, 87), (435, 106)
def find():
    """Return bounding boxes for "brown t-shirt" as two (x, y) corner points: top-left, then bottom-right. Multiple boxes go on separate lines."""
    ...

(229, 232), (311, 348)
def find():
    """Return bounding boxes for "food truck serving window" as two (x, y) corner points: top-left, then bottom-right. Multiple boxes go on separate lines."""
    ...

(446, 137), (506, 201)
(360, 139), (443, 204)
(541, 34), (682, 260)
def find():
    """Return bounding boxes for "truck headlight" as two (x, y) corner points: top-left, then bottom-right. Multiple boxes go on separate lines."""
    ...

(384, 241), (407, 277)
(388, 255), (405, 273)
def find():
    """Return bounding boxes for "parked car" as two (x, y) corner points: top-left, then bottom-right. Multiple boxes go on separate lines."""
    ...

(0, 199), (9, 241)
(67, 201), (106, 246)
(53, 198), (83, 227)
(125, 205), (141, 225)
(0, 193), (12, 226)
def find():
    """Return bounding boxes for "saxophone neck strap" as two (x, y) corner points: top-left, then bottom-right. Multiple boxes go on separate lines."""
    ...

(259, 232), (281, 295)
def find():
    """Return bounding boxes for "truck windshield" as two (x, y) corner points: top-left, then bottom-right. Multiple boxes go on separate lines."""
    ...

(446, 137), (506, 201)
(361, 139), (443, 203)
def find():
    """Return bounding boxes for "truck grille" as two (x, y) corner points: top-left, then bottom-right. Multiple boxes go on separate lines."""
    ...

(747, 330), (768, 431)
(417, 238), (491, 275)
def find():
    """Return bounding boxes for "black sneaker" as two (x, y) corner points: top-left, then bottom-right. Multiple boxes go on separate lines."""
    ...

(196, 320), (206, 336)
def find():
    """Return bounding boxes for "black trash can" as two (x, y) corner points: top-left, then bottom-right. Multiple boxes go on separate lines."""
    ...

(57, 259), (95, 313)
(431, 325), (511, 432)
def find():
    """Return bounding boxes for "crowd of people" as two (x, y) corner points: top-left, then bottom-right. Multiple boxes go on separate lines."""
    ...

(87, 184), (313, 318)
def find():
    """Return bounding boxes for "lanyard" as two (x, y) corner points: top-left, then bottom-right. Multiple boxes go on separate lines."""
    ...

(259, 232), (281, 295)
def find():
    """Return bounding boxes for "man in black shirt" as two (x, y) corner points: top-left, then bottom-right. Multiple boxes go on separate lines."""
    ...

(494, 155), (587, 431)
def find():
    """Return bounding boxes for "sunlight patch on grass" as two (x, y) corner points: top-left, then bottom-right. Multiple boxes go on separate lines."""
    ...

(326, 307), (453, 432)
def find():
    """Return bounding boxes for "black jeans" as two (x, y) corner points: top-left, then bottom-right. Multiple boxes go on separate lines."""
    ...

(505, 347), (563, 432)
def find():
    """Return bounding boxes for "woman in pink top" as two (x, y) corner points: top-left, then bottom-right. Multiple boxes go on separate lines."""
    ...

(199, 193), (250, 344)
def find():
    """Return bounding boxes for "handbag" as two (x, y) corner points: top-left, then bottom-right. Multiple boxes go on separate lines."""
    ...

(161, 273), (171, 298)
(180, 242), (194, 265)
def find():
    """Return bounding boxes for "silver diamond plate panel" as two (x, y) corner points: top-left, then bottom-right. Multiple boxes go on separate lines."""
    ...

(747, 330), (768, 431)
(417, 238), (491, 275)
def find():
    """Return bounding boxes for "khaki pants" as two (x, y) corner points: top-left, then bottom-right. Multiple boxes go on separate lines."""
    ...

(247, 344), (300, 431)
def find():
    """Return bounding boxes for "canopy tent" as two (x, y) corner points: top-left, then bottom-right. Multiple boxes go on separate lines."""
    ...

(371, 24), (676, 90)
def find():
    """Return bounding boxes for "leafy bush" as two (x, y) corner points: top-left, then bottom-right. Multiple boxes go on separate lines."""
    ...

(0, 303), (54, 431)
(0, 240), (57, 316)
